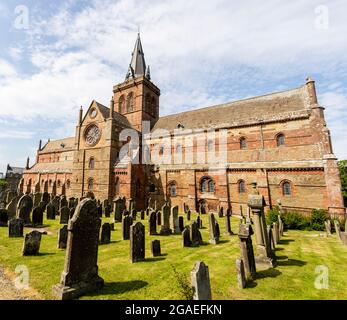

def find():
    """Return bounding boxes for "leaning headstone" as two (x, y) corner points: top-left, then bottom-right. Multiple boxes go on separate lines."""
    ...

(151, 240), (161, 257)
(238, 223), (256, 280)
(178, 216), (184, 232)
(160, 204), (171, 235)
(0, 208), (9, 227)
(130, 222), (145, 263)
(191, 261), (212, 300)
(58, 225), (68, 249)
(22, 230), (42, 256)
(149, 211), (157, 235)
(209, 213), (219, 244)
(17, 194), (33, 225)
(182, 227), (192, 247)
(9, 218), (24, 237)
(324, 220), (331, 236)
(236, 259), (246, 289)
(122, 215), (133, 240)
(52, 199), (104, 300)
(46, 203), (56, 220)
(32, 207), (43, 226)
(170, 206), (180, 234)
(100, 223), (111, 244)
(60, 206), (70, 224)
(334, 220), (341, 240)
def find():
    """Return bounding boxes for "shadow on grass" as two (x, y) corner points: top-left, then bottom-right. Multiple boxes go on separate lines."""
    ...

(277, 258), (306, 267)
(217, 240), (230, 244)
(275, 255), (288, 260)
(143, 257), (166, 263)
(88, 280), (148, 296)
(247, 268), (282, 288)
(278, 239), (295, 245)
(36, 252), (56, 256)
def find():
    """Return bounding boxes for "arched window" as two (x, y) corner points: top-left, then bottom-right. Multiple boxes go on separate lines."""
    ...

(88, 178), (94, 191)
(126, 92), (134, 113)
(282, 181), (292, 196)
(238, 180), (246, 193)
(277, 134), (285, 147)
(89, 157), (95, 169)
(207, 139), (214, 152)
(201, 177), (215, 193)
(240, 137), (247, 150)
(119, 95), (125, 113)
(49, 179), (52, 187)
(66, 180), (71, 189)
(168, 182), (177, 197)
(149, 183), (156, 192)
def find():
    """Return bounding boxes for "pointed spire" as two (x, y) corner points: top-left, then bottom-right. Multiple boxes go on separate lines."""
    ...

(26, 157), (30, 170)
(146, 65), (151, 80)
(125, 33), (147, 80)
(38, 139), (42, 151)
(109, 96), (114, 119)
(79, 106), (83, 124)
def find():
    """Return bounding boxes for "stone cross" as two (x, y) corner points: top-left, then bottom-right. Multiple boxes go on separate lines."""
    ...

(130, 222), (145, 263)
(52, 199), (104, 300)
(22, 230), (42, 256)
(191, 261), (212, 300)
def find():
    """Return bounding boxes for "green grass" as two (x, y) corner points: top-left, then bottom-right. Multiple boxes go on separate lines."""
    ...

(0, 212), (347, 300)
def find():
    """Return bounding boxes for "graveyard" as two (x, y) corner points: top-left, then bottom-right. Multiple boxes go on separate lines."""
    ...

(0, 199), (347, 300)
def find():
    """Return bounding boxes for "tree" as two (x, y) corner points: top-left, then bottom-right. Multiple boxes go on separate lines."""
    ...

(338, 160), (347, 207)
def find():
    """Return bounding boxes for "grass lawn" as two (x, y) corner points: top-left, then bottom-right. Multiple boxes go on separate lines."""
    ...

(0, 211), (347, 300)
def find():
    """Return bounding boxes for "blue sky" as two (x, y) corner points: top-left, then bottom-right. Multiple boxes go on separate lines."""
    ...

(0, 0), (346, 174)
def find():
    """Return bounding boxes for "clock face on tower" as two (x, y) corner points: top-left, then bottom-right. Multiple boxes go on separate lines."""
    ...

(84, 124), (101, 146)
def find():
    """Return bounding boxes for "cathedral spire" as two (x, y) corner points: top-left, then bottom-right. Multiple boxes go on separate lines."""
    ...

(125, 33), (147, 80)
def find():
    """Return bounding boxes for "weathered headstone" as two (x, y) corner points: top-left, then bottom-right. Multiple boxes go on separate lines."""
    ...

(160, 204), (171, 235)
(225, 213), (233, 235)
(122, 215), (133, 240)
(272, 222), (279, 245)
(178, 216), (184, 232)
(187, 210), (191, 221)
(151, 240), (161, 257)
(325, 220), (331, 236)
(52, 199), (104, 300)
(60, 206), (70, 224)
(46, 202), (56, 220)
(32, 206), (43, 226)
(60, 196), (68, 208)
(100, 223), (111, 244)
(52, 196), (60, 215)
(236, 259), (246, 289)
(131, 209), (137, 221)
(182, 226), (192, 247)
(17, 194), (33, 225)
(97, 204), (103, 218)
(9, 218), (24, 237)
(170, 206), (180, 234)
(6, 196), (19, 219)
(196, 215), (202, 229)
(190, 221), (203, 246)
(58, 225), (68, 249)
(191, 261), (212, 300)
(267, 225), (275, 250)
(22, 230), (42, 256)
(68, 197), (76, 209)
(156, 210), (161, 225)
(238, 223), (256, 280)
(130, 222), (145, 263)
(209, 213), (219, 244)
(0, 208), (9, 227)
(114, 197), (124, 222)
(33, 193), (42, 207)
(42, 192), (50, 205)
(218, 207), (224, 218)
(334, 220), (341, 240)
(149, 211), (157, 235)
(140, 210), (145, 220)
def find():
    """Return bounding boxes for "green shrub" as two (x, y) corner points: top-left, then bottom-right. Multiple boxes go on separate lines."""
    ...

(266, 206), (280, 225)
(282, 211), (311, 230)
(310, 209), (327, 231)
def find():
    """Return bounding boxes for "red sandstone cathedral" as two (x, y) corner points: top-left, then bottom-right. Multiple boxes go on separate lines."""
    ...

(21, 34), (345, 217)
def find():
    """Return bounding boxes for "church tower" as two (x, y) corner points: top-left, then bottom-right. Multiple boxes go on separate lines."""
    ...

(113, 33), (160, 132)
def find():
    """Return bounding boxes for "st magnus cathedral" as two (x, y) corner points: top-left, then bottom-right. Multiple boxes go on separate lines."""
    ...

(21, 34), (345, 217)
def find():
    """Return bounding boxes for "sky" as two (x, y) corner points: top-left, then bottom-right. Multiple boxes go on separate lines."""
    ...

(0, 0), (346, 174)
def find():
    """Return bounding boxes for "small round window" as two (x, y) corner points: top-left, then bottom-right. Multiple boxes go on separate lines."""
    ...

(90, 108), (98, 118)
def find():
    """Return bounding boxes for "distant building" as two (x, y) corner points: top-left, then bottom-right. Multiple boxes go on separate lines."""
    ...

(0, 172), (4, 179)
(6, 164), (24, 191)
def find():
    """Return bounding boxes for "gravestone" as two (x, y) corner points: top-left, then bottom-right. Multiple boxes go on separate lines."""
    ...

(149, 211), (157, 235)
(60, 206), (70, 224)
(52, 196), (60, 215)
(17, 194), (33, 225)
(226, 208), (232, 217)
(110, 223), (115, 231)
(128, 198), (134, 213)
(238, 223), (256, 280)
(272, 222), (279, 245)
(236, 259), (246, 289)
(160, 204), (171, 235)
(187, 210), (191, 221)
(9, 218), (24, 237)
(46, 202), (56, 220)
(170, 206), (180, 234)
(114, 197), (124, 222)
(219, 207), (224, 218)
(33, 193), (42, 207)
(200, 205), (206, 215)
(131, 209), (137, 221)
(0, 209), (9, 227)
(146, 208), (150, 217)
(334, 220), (341, 240)
(103, 202), (112, 218)
(267, 225), (275, 250)
(178, 216), (184, 232)
(225, 213), (233, 235)
(97, 204), (103, 218)
(191, 261), (212, 300)
(208, 213), (219, 244)
(52, 199), (104, 300)
(100, 223), (111, 244)
(151, 240), (161, 257)
(68, 197), (76, 209)
(6, 196), (19, 219)
(140, 210), (145, 220)
(42, 192), (50, 205)
(69, 207), (75, 219)
(196, 215), (202, 229)
(324, 220), (331, 236)
(32, 207), (43, 226)
(122, 215), (133, 240)
(38, 200), (47, 213)
(130, 222), (145, 263)
(278, 215), (284, 236)
(58, 225), (68, 249)
(215, 221), (220, 238)
(182, 227), (192, 247)
(156, 211), (161, 225)
(22, 230), (42, 256)
(190, 221), (203, 246)
(60, 196), (68, 208)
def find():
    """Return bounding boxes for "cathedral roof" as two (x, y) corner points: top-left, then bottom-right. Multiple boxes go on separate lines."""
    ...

(94, 101), (133, 128)
(39, 137), (75, 153)
(152, 85), (311, 132)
